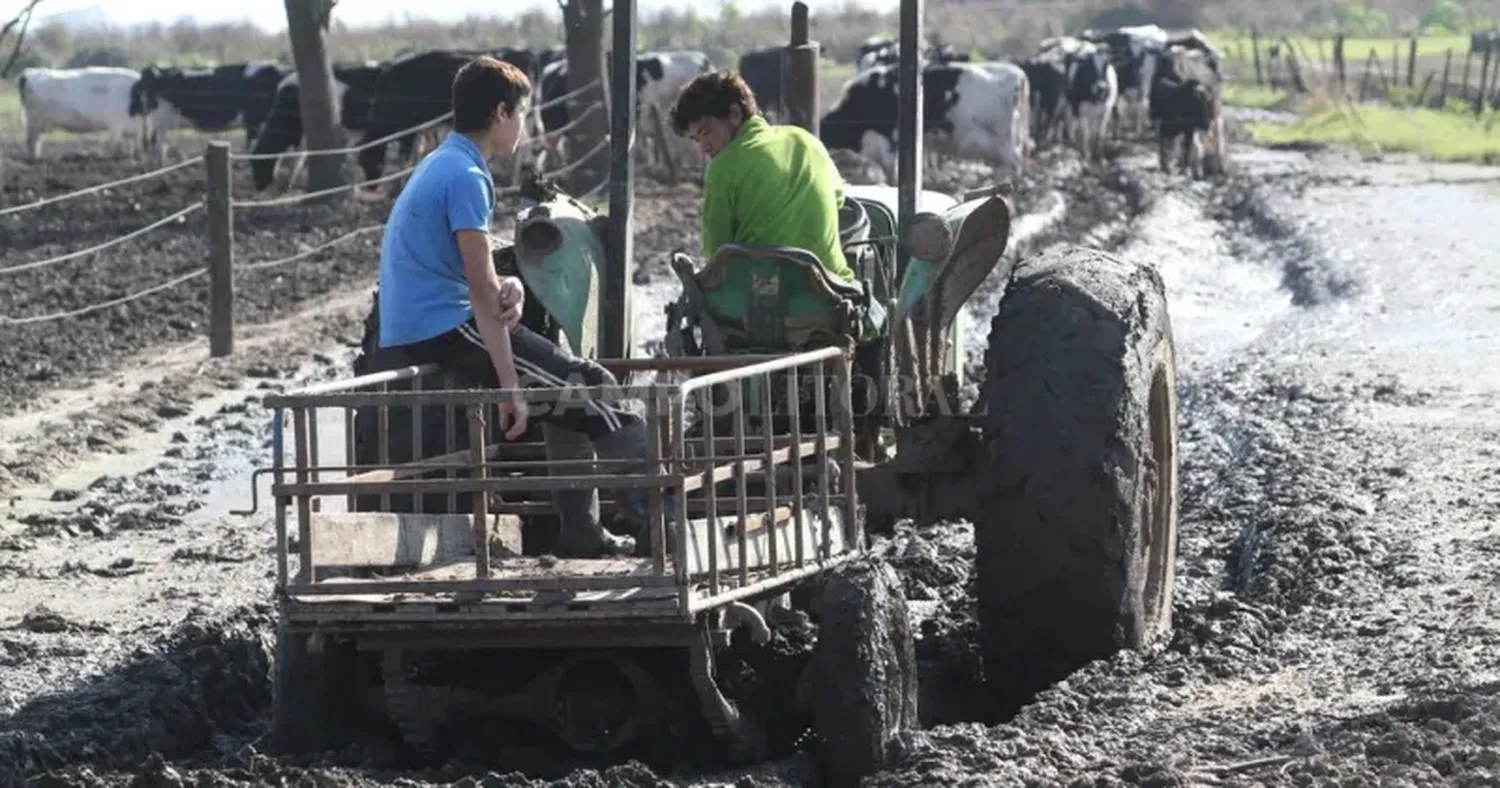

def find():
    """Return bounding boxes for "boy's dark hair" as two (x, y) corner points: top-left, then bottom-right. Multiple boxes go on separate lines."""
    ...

(452, 56), (532, 133)
(670, 70), (760, 134)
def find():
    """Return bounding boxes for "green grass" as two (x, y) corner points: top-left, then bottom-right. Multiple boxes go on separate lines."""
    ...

(1221, 82), (1293, 110)
(0, 85), (19, 133)
(1247, 102), (1500, 163)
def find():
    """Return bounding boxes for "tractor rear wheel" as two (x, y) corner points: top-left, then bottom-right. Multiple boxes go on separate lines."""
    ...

(974, 246), (1179, 715)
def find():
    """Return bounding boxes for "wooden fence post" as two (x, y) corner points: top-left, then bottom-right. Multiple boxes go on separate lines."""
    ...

(1334, 33), (1347, 86)
(1252, 28), (1263, 86)
(1439, 48), (1452, 105)
(1461, 51), (1473, 103)
(1407, 37), (1417, 87)
(206, 140), (233, 358)
(1391, 41), (1400, 87)
(1478, 46), (1494, 114)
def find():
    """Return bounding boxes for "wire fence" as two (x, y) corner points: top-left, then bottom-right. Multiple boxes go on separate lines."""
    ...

(0, 76), (623, 336)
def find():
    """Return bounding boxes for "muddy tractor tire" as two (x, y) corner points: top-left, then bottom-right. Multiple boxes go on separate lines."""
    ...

(269, 625), (358, 754)
(974, 246), (1180, 713)
(803, 557), (919, 788)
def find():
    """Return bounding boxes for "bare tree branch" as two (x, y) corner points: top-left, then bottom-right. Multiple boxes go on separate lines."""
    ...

(0, 0), (42, 80)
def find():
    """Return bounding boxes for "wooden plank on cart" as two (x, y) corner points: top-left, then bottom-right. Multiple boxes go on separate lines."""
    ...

(308, 512), (522, 568)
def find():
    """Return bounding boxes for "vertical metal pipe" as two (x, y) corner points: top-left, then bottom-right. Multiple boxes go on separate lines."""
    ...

(835, 354), (860, 550)
(700, 388), (720, 594)
(760, 373), (779, 574)
(412, 372), (424, 512)
(293, 407), (314, 584)
(784, 2), (820, 134)
(813, 362), (830, 558)
(788, 368), (805, 568)
(897, 0), (924, 278)
(468, 404), (490, 576)
(343, 406), (355, 512)
(377, 381), (390, 512)
(646, 384), (664, 576)
(605, 0), (637, 360)
(672, 396), (690, 588)
(733, 380), (750, 586)
(273, 407), (288, 588)
(444, 371), (457, 514)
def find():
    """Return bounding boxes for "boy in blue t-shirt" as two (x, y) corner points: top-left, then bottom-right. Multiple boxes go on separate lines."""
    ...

(377, 56), (648, 558)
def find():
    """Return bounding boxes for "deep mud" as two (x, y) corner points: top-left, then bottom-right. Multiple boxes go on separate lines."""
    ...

(4, 125), (1500, 788)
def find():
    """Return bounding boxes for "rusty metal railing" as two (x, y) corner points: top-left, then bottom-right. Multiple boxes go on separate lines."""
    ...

(260, 346), (862, 618)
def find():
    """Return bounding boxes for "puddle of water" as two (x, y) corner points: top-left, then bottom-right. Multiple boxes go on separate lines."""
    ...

(1117, 190), (1292, 362)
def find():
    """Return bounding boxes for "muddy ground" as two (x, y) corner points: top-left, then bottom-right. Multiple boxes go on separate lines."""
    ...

(3, 121), (1500, 787)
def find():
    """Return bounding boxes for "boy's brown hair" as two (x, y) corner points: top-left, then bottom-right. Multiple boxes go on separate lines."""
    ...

(670, 70), (760, 134)
(452, 56), (532, 133)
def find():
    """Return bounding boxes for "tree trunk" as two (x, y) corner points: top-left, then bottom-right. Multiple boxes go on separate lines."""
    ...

(563, 0), (608, 196)
(284, 0), (346, 195)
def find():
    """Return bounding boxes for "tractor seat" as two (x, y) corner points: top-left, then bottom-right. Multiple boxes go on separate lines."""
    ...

(761, 245), (868, 300)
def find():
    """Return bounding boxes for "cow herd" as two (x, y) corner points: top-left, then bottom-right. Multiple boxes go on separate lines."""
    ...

(734, 24), (1229, 183)
(13, 23), (1231, 199)
(13, 45), (713, 192)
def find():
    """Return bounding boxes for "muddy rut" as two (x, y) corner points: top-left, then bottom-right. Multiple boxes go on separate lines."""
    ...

(3, 138), (1500, 787)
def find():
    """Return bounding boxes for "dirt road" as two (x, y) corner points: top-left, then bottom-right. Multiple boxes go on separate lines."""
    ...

(2, 141), (1499, 787)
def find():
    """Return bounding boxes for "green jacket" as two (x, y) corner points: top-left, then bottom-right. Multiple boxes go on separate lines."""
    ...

(700, 115), (854, 282)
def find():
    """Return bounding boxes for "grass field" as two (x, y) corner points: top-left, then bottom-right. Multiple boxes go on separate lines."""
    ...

(1207, 30), (1476, 61)
(1247, 102), (1500, 163)
(1222, 82), (1293, 109)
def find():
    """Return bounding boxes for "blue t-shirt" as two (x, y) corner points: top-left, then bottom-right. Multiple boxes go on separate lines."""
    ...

(378, 132), (495, 348)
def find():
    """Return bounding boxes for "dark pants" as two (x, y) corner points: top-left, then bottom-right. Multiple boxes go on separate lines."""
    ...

(397, 317), (641, 441)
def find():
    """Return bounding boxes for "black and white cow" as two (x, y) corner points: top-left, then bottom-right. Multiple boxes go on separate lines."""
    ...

(17, 66), (150, 159)
(355, 48), (543, 181)
(130, 61), (288, 155)
(856, 41), (971, 73)
(820, 61), (1030, 184)
(1016, 55), (1069, 147)
(737, 45), (785, 118)
(1062, 43), (1117, 162)
(1165, 29), (1224, 74)
(248, 62), (382, 191)
(1149, 44), (1224, 178)
(1082, 24), (1168, 136)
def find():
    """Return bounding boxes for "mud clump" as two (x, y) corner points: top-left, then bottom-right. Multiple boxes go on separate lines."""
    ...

(0, 607), (275, 786)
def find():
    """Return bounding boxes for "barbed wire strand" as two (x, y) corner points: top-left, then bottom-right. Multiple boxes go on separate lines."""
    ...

(0, 269), (207, 326)
(232, 162), (418, 209)
(0, 203), (204, 276)
(0, 156), (205, 218)
(229, 112), (453, 162)
(227, 78), (603, 163)
(238, 224), (385, 272)
(520, 101), (604, 151)
(545, 137), (612, 180)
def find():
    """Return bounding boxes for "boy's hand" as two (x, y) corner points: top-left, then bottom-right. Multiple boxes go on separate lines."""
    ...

(497, 276), (525, 328)
(498, 391), (529, 440)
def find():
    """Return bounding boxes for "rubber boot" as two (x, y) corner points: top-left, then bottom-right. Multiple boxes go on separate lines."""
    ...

(544, 423), (636, 558)
(591, 418), (676, 559)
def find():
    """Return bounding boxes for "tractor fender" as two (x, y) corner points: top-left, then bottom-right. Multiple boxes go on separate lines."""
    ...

(512, 196), (603, 359)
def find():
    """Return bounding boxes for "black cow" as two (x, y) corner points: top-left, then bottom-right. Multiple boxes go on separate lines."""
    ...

(1149, 45), (1224, 178)
(1017, 56), (1069, 146)
(248, 62), (382, 191)
(131, 61), (288, 153)
(1471, 31), (1498, 56)
(737, 46), (785, 117)
(356, 48), (540, 181)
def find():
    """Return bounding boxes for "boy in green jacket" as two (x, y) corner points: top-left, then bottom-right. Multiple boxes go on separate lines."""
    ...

(669, 71), (854, 282)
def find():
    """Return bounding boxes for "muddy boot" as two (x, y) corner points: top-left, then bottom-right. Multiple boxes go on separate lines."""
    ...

(544, 423), (635, 559)
(590, 418), (676, 559)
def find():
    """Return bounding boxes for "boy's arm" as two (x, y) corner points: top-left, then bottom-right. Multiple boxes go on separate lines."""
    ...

(450, 170), (527, 438)
(701, 159), (733, 261)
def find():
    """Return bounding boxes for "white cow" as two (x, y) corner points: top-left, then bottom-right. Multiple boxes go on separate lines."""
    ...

(17, 67), (148, 159)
